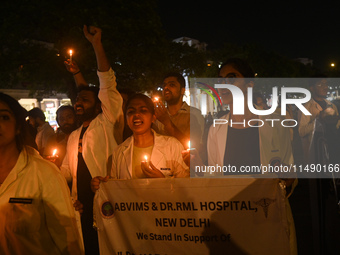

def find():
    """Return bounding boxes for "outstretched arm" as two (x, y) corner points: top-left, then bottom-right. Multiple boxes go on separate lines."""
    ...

(83, 25), (123, 124)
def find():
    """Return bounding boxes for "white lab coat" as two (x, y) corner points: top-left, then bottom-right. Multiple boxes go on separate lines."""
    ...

(207, 113), (297, 255)
(111, 132), (189, 179)
(0, 147), (83, 255)
(60, 68), (123, 238)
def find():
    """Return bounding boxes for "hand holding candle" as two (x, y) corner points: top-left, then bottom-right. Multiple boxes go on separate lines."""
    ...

(141, 155), (165, 178)
(153, 96), (160, 108)
(44, 148), (58, 164)
(142, 154), (149, 167)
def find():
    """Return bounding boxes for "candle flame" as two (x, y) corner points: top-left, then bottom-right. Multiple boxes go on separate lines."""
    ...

(154, 97), (159, 102)
(188, 141), (190, 149)
(144, 155), (148, 162)
(52, 149), (57, 157)
(69, 50), (73, 56)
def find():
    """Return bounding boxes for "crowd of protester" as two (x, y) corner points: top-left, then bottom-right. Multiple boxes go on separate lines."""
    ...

(1, 25), (340, 255)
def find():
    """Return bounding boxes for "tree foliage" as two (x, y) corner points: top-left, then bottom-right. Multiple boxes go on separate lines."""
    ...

(0, 1), (321, 99)
(0, 0), (205, 97)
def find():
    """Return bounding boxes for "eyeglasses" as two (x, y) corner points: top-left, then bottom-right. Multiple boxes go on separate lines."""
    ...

(217, 73), (238, 84)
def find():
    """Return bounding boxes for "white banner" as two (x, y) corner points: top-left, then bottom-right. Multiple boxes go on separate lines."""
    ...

(94, 178), (291, 255)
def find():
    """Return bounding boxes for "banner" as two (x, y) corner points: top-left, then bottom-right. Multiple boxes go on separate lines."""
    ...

(94, 178), (291, 255)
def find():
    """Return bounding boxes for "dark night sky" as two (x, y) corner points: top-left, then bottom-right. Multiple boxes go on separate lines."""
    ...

(157, 1), (340, 70)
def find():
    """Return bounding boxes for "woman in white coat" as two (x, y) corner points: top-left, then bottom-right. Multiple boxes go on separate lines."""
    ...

(91, 94), (189, 190)
(0, 92), (83, 255)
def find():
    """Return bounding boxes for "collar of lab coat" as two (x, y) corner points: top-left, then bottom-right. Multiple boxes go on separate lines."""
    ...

(121, 130), (167, 177)
(0, 147), (39, 195)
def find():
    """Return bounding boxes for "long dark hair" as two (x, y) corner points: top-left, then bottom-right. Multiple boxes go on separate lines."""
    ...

(0, 92), (30, 152)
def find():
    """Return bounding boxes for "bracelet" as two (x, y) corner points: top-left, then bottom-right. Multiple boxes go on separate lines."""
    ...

(73, 71), (81, 76)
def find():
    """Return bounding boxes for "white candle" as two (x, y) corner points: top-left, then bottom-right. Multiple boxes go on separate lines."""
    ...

(187, 141), (195, 151)
(69, 50), (73, 62)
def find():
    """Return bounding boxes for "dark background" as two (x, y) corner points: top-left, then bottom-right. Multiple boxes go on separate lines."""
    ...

(157, 1), (339, 70)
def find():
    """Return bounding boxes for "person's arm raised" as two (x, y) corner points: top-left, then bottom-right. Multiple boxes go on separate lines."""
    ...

(83, 25), (110, 72)
(83, 25), (123, 124)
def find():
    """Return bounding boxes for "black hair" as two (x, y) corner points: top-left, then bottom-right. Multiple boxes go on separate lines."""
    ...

(0, 92), (30, 152)
(163, 72), (186, 89)
(77, 85), (100, 104)
(56, 105), (75, 122)
(219, 58), (255, 78)
(27, 107), (45, 121)
(125, 93), (155, 115)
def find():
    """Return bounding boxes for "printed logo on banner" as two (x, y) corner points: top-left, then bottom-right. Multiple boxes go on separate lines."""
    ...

(101, 201), (114, 218)
(254, 198), (277, 218)
(269, 157), (282, 166)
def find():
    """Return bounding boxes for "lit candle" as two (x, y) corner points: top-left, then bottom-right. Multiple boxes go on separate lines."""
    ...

(69, 49), (73, 62)
(144, 155), (148, 162)
(52, 149), (57, 157)
(153, 96), (159, 102)
(187, 141), (195, 152)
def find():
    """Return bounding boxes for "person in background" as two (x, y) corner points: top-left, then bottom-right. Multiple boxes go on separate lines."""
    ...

(45, 105), (78, 167)
(91, 93), (189, 191)
(61, 25), (123, 255)
(253, 92), (269, 110)
(298, 76), (340, 254)
(298, 76), (340, 164)
(0, 92), (83, 255)
(27, 107), (55, 156)
(152, 72), (205, 150)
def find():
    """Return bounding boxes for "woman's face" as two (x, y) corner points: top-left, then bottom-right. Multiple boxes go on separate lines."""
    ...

(126, 98), (155, 135)
(0, 101), (17, 149)
(218, 64), (251, 105)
